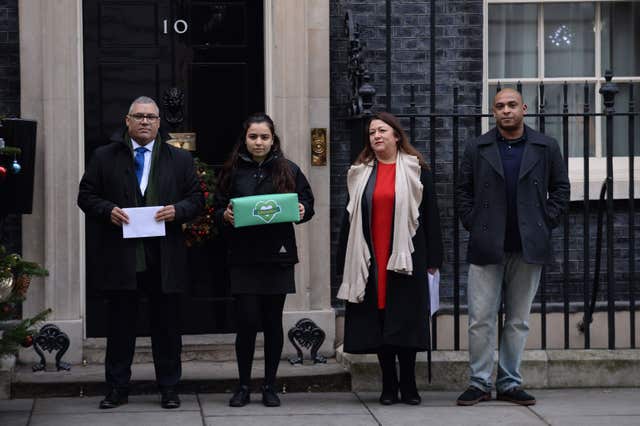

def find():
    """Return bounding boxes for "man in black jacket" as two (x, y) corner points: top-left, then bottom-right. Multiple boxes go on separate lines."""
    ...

(78, 96), (203, 409)
(455, 89), (569, 406)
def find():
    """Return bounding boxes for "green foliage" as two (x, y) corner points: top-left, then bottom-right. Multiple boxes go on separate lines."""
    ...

(0, 147), (21, 157)
(0, 246), (49, 280)
(0, 245), (50, 357)
(0, 309), (51, 356)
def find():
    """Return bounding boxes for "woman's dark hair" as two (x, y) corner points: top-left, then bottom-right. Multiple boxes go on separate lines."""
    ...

(354, 111), (428, 169)
(218, 113), (295, 195)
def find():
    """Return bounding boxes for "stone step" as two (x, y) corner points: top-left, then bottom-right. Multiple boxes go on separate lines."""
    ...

(11, 359), (350, 398)
(338, 347), (640, 391)
(82, 335), (263, 364)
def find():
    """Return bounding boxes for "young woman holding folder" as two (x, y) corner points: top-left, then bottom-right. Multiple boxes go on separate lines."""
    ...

(214, 113), (314, 407)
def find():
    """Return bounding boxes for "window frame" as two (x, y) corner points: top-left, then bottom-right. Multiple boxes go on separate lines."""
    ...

(483, 0), (640, 199)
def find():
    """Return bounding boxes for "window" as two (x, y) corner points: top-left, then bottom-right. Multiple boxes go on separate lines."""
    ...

(484, 1), (640, 199)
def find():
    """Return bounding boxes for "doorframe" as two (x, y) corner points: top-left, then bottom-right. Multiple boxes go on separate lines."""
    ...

(264, 0), (274, 116)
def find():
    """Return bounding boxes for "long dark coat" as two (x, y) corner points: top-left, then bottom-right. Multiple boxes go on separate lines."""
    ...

(456, 126), (570, 265)
(337, 164), (443, 354)
(77, 134), (203, 293)
(213, 149), (314, 293)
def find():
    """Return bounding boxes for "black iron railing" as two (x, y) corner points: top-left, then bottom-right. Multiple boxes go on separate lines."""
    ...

(342, 6), (638, 350)
(346, 74), (638, 351)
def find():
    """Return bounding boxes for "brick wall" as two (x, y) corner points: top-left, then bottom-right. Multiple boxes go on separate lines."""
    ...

(0, 0), (20, 253)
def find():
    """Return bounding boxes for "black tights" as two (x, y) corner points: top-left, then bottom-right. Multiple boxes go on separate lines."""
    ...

(234, 294), (287, 386)
(377, 345), (418, 395)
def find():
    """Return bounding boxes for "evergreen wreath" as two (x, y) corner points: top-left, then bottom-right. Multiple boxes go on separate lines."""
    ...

(183, 158), (217, 247)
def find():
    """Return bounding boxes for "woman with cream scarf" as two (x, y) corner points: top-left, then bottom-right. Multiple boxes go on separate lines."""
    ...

(337, 112), (443, 405)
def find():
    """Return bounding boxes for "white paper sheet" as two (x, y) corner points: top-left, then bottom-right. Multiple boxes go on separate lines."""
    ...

(428, 270), (440, 317)
(122, 206), (166, 239)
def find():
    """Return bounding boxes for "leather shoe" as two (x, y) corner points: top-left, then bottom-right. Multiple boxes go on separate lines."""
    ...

(400, 383), (421, 405)
(229, 385), (251, 407)
(160, 388), (181, 409)
(497, 387), (536, 406)
(456, 386), (491, 406)
(379, 389), (399, 405)
(99, 388), (128, 409)
(261, 384), (281, 407)
(400, 391), (422, 405)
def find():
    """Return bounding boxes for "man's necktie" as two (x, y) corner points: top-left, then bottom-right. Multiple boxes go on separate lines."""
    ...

(134, 146), (147, 185)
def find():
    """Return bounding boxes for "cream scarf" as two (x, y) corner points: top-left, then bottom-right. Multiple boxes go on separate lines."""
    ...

(337, 150), (423, 303)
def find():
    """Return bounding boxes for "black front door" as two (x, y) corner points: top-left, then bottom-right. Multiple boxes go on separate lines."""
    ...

(83, 0), (264, 336)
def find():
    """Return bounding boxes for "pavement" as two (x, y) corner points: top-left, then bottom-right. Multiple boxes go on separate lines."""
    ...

(1, 388), (639, 426)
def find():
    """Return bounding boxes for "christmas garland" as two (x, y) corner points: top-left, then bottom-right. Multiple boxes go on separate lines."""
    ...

(0, 147), (21, 156)
(183, 158), (217, 247)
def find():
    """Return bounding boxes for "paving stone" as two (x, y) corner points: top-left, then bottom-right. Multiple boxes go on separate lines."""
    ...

(204, 414), (379, 426)
(368, 405), (546, 426)
(0, 398), (33, 412)
(32, 395), (199, 414)
(29, 411), (203, 426)
(0, 412), (30, 426)
(535, 415), (640, 426)
(529, 388), (640, 417)
(199, 392), (368, 416)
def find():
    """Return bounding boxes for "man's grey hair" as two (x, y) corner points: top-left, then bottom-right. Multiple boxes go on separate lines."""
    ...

(128, 96), (160, 114)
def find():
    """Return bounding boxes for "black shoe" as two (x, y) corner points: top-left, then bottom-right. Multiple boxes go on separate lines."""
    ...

(99, 388), (128, 409)
(497, 387), (536, 406)
(160, 388), (181, 409)
(261, 384), (281, 407)
(229, 385), (251, 407)
(379, 388), (399, 405)
(456, 386), (491, 406)
(400, 390), (421, 405)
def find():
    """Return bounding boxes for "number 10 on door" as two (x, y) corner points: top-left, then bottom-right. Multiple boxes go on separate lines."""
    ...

(163, 19), (188, 34)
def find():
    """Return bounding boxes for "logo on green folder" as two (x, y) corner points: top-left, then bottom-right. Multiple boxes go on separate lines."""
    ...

(252, 200), (282, 223)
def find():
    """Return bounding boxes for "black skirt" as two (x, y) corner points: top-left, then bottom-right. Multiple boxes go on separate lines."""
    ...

(229, 264), (295, 295)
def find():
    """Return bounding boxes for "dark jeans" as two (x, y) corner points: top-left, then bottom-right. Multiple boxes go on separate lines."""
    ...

(105, 269), (182, 391)
(234, 294), (287, 387)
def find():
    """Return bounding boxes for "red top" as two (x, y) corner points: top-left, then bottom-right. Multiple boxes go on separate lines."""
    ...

(371, 162), (396, 309)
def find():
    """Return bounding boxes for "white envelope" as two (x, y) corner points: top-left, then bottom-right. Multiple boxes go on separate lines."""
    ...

(122, 206), (166, 238)
(428, 270), (440, 317)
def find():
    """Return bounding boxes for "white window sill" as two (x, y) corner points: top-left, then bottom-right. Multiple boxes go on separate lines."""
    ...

(568, 157), (640, 200)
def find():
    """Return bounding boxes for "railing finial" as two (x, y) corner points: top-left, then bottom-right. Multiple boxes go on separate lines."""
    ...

(600, 70), (619, 112)
(359, 71), (376, 116)
(345, 11), (375, 116)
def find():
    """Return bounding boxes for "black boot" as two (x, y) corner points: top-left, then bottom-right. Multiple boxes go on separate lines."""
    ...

(261, 384), (281, 407)
(398, 348), (421, 405)
(377, 347), (399, 405)
(229, 385), (251, 407)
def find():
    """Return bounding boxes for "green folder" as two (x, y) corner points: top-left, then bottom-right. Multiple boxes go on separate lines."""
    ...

(230, 193), (300, 228)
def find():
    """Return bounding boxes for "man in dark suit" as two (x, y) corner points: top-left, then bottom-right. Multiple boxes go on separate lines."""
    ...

(455, 89), (570, 406)
(78, 96), (203, 409)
